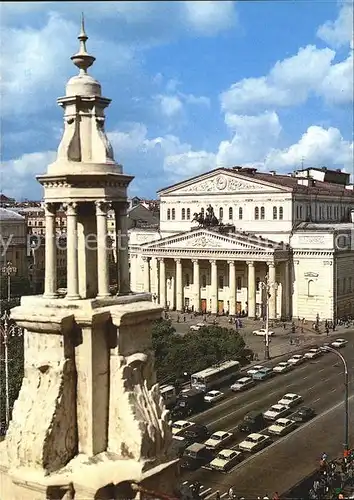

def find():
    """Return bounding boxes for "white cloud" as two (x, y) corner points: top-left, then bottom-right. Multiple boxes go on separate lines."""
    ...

(265, 125), (353, 172)
(183, 94), (210, 107)
(156, 95), (184, 118)
(164, 151), (216, 178)
(183, 1), (237, 36)
(220, 45), (337, 113)
(319, 52), (354, 104)
(317, 2), (354, 48)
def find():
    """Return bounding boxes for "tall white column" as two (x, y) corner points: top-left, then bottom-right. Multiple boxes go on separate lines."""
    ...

(175, 258), (183, 311)
(284, 261), (290, 319)
(115, 202), (130, 295)
(95, 200), (110, 298)
(228, 260), (236, 316)
(210, 259), (218, 314)
(43, 202), (58, 298)
(64, 202), (80, 300)
(247, 261), (256, 318)
(268, 262), (277, 320)
(158, 257), (166, 307)
(143, 257), (150, 292)
(192, 259), (200, 312)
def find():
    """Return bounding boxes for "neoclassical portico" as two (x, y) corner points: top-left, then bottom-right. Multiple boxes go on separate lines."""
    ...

(131, 228), (291, 319)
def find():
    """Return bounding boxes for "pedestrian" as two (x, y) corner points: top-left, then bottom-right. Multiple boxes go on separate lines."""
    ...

(273, 492), (280, 500)
(215, 491), (220, 500)
(228, 486), (235, 499)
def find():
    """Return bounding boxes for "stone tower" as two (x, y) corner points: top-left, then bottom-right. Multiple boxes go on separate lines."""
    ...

(0, 18), (179, 500)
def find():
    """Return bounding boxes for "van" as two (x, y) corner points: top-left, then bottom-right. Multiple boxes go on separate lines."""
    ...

(180, 443), (213, 470)
(231, 376), (256, 392)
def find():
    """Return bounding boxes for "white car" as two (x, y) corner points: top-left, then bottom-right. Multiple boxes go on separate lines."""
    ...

(278, 393), (303, 408)
(190, 325), (201, 331)
(204, 431), (233, 451)
(204, 390), (224, 404)
(263, 404), (291, 421)
(331, 338), (348, 348)
(288, 354), (305, 366)
(238, 433), (271, 453)
(246, 365), (264, 376)
(231, 377), (255, 392)
(209, 449), (243, 471)
(196, 322), (206, 327)
(253, 329), (274, 336)
(171, 420), (194, 435)
(267, 418), (297, 436)
(304, 348), (323, 359)
(273, 362), (293, 373)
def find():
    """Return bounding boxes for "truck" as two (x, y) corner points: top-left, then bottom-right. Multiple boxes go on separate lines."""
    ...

(170, 388), (205, 418)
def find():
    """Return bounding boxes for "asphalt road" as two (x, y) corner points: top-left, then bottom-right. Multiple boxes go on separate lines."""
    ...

(180, 331), (354, 497)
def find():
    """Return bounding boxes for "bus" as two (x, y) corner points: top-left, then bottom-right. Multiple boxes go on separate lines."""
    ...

(190, 360), (240, 392)
(160, 384), (177, 409)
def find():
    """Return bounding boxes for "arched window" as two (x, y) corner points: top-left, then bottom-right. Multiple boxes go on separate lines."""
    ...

(202, 274), (207, 288)
(181, 208), (186, 220)
(237, 277), (242, 290)
(256, 277), (260, 291)
(255, 207), (259, 220)
(219, 207), (223, 220)
(185, 273), (190, 286)
(167, 209), (171, 220)
(219, 275), (224, 289)
(279, 206), (283, 220)
(201, 207), (205, 217)
(229, 207), (233, 220)
(308, 280), (315, 297)
(260, 207), (265, 220)
(187, 208), (191, 219)
(273, 206), (278, 220)
(172, 208), (176, 220)
(239, 207), (243, 220)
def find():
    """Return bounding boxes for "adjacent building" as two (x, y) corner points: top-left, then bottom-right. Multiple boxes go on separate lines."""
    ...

(129, 166), (354, 322)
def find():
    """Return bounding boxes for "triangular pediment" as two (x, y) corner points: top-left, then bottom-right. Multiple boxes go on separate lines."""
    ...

(158, 168), (288, 195)
(142, 228), (278, 252)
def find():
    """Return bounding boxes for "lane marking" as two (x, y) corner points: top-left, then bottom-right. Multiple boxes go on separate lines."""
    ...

(313, 397), (321, 403)
(330, 388), (337, 393)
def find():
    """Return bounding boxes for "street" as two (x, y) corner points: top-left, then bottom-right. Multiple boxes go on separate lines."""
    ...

(178, 331), (354, 498)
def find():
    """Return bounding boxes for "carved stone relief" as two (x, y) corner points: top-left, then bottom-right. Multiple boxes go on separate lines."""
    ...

(179, 175), (269, 194)
(299, 235), (325, 245)
(191, 236), (222, 248)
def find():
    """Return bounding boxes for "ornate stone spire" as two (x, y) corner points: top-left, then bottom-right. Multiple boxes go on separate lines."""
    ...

(71, 13), (96, 75)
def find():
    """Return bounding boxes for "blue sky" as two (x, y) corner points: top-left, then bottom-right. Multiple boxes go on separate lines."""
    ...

(1, 1), (353, 200)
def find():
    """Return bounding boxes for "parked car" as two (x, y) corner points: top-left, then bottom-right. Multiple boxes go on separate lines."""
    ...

(287, 354), (305, 366)
(190, 325), (201, 331)
(267, 418), (297, 436)
(278, 393), (303, 407)
(253, 329), (274, 336)
(204, 390), (224, 404)
(304, 348), (323, 359)
(171, 420), (195, 435)
(263, 404), (291, 421)
(180, 424), (210, 443)
(209, 449), (243, 471)
(204, 431), (233, 451)
(246, 365), (264, 376)
(180, 443), (213, 470)
(238, 411), (266, 433)
(253, 367), (275, 381)
(292, 406), (316, 423)
(273, 362), (293, 374)
(238, 433), (271, 453)
(331, 338), (348, 348)
(170, 436), (190, 457)
(231, 377), (256, 392)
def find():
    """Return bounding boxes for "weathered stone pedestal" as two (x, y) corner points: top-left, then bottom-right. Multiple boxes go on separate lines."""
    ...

(0, 294), (179, 500)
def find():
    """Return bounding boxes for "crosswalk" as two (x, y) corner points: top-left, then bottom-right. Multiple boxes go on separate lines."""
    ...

(181, 481), (229, 499)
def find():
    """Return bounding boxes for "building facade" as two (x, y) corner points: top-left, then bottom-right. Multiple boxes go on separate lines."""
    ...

(130, 166), (354, 321)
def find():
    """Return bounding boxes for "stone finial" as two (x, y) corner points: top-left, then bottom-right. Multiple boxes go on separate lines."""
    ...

(71, 13), (96, 74)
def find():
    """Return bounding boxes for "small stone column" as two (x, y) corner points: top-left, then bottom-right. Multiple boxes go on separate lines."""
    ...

(158, 257), (166, 307)
(247, 261), (256, 318)
(115, 202), (130, 295)
(210, 259), (218, 314)
(284, 261), (290, 319)
(95, 200), (110, 298)
(143, 257), (150, 292)
(192, 259), (200, 312)
(228, 260), (236, 316)
(175, 258), (183, 311)
(64, 202), (80, 300)
(43, 202), (58, 298)
(268, 262), (277, 320)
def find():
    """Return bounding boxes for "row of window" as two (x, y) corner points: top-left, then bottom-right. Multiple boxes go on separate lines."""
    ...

(255, 206), (283, 220)
(167, 206), (284, 221)
(296, 205), (351, 221)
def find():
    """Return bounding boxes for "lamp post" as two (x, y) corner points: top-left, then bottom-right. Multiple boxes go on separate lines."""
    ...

(320, 345), (349, 455)
(0, 310), (23, 428)
(1, 261), (17, 303)
(260, 274), (278, 360)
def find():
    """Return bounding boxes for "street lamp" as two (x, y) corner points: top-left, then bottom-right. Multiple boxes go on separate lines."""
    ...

(320, 345), (349, 455)
(0, 310), (23, 428)
(260, 274), (278, 360)
(1, 261), (17, 303)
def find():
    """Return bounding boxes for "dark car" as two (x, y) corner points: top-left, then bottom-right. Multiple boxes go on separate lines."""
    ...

(292, 406), (316, 423)
(180, 424), (210, 443)
(170, 436), (190, 458)
(238, 411), (266, 433)
(180, 443), (214, 470)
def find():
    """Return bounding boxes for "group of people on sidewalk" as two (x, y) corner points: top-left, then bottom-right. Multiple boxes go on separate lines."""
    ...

(308, 451), (354, 499)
